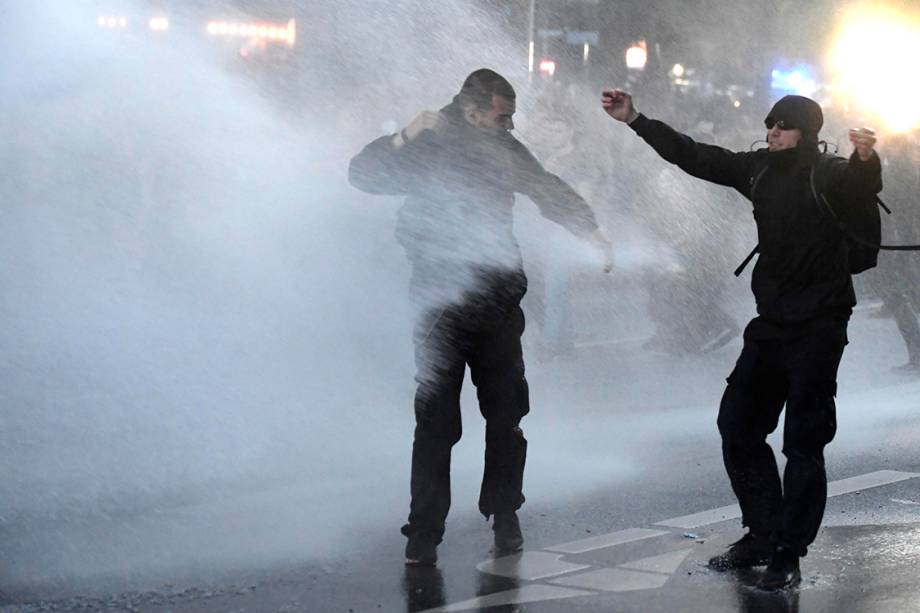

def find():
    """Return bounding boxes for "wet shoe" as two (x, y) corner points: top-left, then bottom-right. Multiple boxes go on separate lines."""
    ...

(493, 512), (524, 552)
(707, 532), (773, 571)
(403, 526), (439, 567)
(757, 547), (801, 591)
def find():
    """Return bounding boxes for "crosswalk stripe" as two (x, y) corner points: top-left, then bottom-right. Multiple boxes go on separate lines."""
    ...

(475, 551), (591, 581)
(543, 527), (669, 554)
(654, 470), (920, 529)
(419, 584), (594, 613)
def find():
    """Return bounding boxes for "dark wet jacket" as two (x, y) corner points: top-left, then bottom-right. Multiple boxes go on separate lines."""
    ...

(349, 99), (598, 320)
(629, 114), (882, 330)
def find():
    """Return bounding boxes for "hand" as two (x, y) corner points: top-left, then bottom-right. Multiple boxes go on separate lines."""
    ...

(405, 111), (448, 141)
(849, 126), (877, 161)
(589, 228), (614, 273)
(601, 89), (639, 123)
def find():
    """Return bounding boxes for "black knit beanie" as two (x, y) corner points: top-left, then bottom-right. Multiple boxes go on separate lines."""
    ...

(764, 95), (823, 141)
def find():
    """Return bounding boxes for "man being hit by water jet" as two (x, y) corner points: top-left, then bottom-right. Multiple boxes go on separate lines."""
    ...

(603, 90), (880, 590)
(349, 69), (612, 566)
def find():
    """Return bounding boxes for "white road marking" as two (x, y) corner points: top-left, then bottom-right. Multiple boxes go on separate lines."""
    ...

(419, 584), (594, 613)
(544, 527), (669, 554)
(653, 503), (741, 530)
(891, 498), (920, 505)
(475, 551), (591, 581)
(655, 470), (920, 529)
(826, 470), (919, 497)
(619, 548), (692, 574)
(549, 567), (670, 592)
(439, 469), (920, 611)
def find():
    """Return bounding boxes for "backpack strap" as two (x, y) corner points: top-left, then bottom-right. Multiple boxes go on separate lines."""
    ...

(749, 166), (768, 200)
(809, 164), (846, 230)
(733, 246), (759, 277)
(732, 166), (768, 277)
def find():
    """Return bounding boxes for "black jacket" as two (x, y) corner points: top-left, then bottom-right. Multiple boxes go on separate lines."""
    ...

(349, 99), (598, 319)
(629, 113), (882, 329)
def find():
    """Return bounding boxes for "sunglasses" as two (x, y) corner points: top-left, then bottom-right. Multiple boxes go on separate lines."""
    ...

(764, 117), (797, 131)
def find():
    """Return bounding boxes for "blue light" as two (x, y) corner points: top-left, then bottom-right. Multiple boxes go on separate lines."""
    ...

(770, 66), (818, 97)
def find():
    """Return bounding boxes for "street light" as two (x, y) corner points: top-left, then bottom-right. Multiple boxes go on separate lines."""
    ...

(626, 41), (647, 70)
(149, 17), (169, 32)
(538, 58), (556, 77)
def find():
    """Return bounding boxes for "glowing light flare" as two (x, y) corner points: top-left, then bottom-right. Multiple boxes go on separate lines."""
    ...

(149, 17), (169, 32)
(287, 19), (296, 47)
(829, 9), (920, 133)
(538, 59), (556, 77)
(98, 15), (129, 28)
(671, 63), (685, 78)
(625, 41), (647, 70)
(771, 67), (818, 97)
(205, 19), (296, 47)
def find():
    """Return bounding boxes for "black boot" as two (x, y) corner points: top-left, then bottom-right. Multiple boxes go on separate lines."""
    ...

(707, 532), (773, 570)
(403, 525), (439, 567)
(757, 547), (801, 590)
(492, 512), (524, 552)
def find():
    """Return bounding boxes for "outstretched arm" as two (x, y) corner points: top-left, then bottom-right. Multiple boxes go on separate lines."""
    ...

(512, 139), (612, 271)
(602, 89), (756, 196)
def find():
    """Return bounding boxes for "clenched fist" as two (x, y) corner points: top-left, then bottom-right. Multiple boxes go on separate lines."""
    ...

(601, 89), (639, 124)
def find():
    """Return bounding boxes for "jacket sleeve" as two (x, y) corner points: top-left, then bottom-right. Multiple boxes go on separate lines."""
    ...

(348, 134), (415, 195)
(823, 151), (883, 201)
(629, 113), (757, 197)
(511, 138), (599, 238)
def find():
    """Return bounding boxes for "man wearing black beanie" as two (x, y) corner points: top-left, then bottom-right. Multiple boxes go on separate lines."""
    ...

(603, 90), (881, 590)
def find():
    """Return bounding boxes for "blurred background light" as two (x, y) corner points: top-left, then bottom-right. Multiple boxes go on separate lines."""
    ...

(829, 5), (920, 133)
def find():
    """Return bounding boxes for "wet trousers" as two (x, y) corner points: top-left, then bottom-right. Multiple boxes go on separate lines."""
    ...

(717, 320), (846, 557)
(404, 305), (530, 543)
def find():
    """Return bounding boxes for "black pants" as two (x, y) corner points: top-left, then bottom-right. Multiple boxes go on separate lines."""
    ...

(869, 258), (920, 363)
(717, 320), (846, 557)
(404, 305), (530, 543)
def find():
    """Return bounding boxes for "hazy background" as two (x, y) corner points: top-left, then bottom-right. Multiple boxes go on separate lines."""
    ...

(1, 0), (919, 599)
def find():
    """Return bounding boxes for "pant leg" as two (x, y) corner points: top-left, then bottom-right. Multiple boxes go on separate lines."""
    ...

(468, 306), (530, 518)
(717, 336), (788, 537)
(778, 324), (846, 556)
(880, 283), (920, 363)
(405, 310), (468, 541)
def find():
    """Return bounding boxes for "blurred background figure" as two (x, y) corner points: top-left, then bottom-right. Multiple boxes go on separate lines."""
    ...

(519, 85), (603, 358)
(640, 126), (743, 355)
(863, 133), (920, 373)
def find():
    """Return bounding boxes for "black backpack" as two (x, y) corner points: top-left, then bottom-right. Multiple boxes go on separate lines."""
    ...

(809, 152), (882, 274)
(733, 154), (912, 277)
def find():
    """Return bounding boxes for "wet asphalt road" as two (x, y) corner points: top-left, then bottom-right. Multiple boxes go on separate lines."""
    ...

(4, 313), (920, 613)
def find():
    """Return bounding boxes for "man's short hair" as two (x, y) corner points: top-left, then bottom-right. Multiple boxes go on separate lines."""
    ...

(458, 69), (515, 112)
